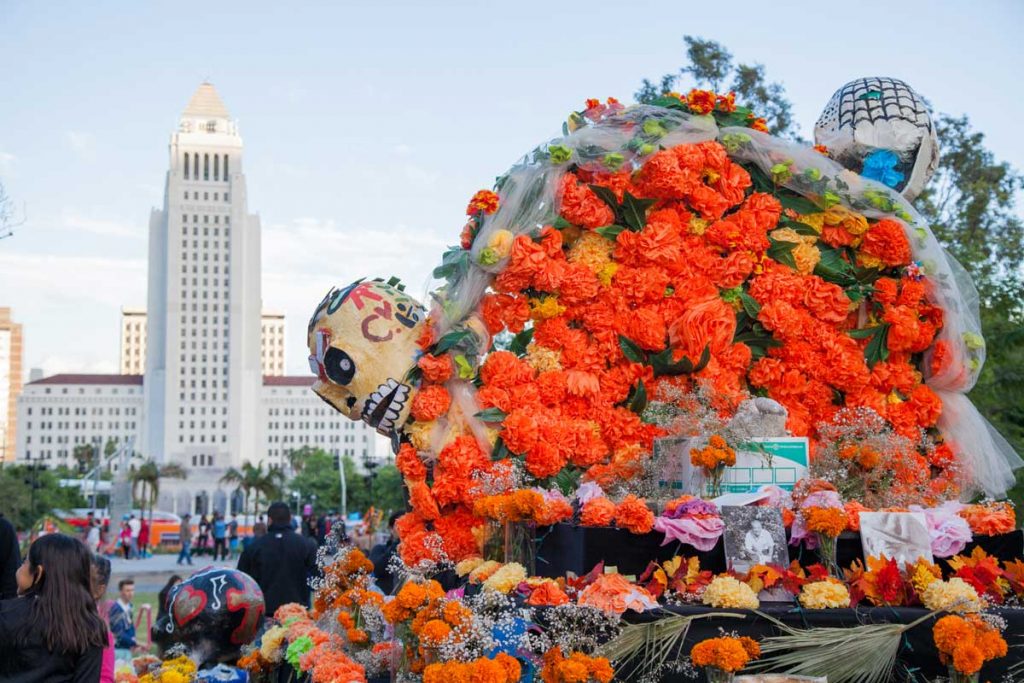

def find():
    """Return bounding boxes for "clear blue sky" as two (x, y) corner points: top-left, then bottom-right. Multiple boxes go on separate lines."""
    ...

(1, 0), (1021, 378)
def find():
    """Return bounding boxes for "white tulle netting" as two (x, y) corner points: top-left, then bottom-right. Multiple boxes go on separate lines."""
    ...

(429, 105), (1021, 499)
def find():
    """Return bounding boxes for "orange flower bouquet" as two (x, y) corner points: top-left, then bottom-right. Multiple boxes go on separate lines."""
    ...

(540, 646), (614, 683)
(933, 614), (1007, 682)
(690, 435), (736, 499)
(690, 636), (760, 682)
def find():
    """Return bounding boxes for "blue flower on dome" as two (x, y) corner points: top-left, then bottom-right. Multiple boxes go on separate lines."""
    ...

(861, 149), (905, 189)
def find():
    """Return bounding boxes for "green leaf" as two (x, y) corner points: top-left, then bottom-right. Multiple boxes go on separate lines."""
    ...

(435, 328), (473, 354)
(552, 468), (582, 497)
(508, 327), (534, 357)
(474, 407), (508, 423)
(618, 335), (648, 364)
(863, 324), (891, 368)
(847, 326), (882, 340)
(814, 247), (856, 286)
(780, 219), (821, 237)
(627, 380), (648, 415)
(588, 184), (620, 212)
(491, 438), (511, 460)
(734, 331), (783, 348)
(552, 216), (573, 231)
(739, 291), (761, 318)
(692, 345), (712, 372)
(621, 192), (656, 232)
(778, 194), (821, 215)
(432, 248), (470, 281)
(595, 224), (628, 240)
(767, 238), (798, 271)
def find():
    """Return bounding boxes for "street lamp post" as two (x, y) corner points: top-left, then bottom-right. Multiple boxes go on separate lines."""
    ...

(338, 453), (347, 521)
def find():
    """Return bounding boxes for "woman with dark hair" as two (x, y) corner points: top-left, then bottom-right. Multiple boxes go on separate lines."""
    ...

(0, 534), (107, 682)
(89, 554), (115, 683)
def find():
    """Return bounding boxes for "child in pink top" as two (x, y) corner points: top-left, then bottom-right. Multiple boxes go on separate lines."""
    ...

(90, 554), (116, 683)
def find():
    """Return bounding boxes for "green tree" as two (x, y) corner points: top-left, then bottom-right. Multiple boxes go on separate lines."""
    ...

(0, 465), (86, 530)
(287, 448), (405, 516)
(129, 459), (186, 528)
(637, 35), (796, 137)
(220, 461), (284, 517)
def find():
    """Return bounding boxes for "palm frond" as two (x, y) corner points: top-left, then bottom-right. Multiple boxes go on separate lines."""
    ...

(599, 611), (746, 681)
(750, 611), (936, 683)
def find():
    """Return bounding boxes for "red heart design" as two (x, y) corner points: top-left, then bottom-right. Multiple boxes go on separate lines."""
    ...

(173, 585), (207, 627)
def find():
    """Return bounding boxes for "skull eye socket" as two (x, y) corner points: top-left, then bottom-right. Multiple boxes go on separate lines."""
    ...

(324, 347), (356, 386)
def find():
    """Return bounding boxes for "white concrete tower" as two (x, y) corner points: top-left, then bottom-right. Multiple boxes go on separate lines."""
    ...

(143, 83), (262, 508)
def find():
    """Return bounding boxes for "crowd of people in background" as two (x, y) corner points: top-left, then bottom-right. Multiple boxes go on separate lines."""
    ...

(0, 501), (403, 683)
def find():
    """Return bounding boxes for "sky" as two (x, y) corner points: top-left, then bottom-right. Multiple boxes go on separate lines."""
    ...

(1, 0), (1022, 379)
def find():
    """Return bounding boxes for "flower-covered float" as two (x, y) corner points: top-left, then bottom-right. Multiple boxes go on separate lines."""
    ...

(291, 76), (1024, 681)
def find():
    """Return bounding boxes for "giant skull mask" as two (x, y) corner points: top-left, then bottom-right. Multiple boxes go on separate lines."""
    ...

(815, 76), (939, 201)
(307, 279), (426, 439)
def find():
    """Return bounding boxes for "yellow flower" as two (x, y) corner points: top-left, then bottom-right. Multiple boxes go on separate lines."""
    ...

(456, 557), (486, 577)
(702, 576), (760, 609)
(909, 560), (943, 595)
(921, 578), (984, 613)
(468, 560), (502, 583)
(796, 213), (825, 233)
(792, 241), (821, 276)
(259, 625), (288, 662)
(529, 296), (566, 320)
(568, 231), (614, 272)
(525, 343), (562, 372)
(597, 263), (618, 286)
(799, 580), (851, 609)
(407, 420), (437, 452)
(486, 229), (514, 260)
(824, 205), (869, 236)
(482, 562), (527, 593)
(688, 216), (709, 235)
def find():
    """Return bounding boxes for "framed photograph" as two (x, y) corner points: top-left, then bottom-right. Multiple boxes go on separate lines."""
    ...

(721, 506), (789, 573)
(858, 511), (933, 566)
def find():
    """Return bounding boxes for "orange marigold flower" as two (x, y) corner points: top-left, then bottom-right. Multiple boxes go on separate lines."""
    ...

(951, 644), (984, 675)
(716, 92), (737, 113)
(803, 506), (847, 538)
(467, 189), (500, 215)
(558, 173), (615, 229)
(580, 496), (616, 527)
(527, 581), (571, 607)
(481, 350), (535, 389)
(396, 443), (427, 482)
(409, 481), (440, 521)
(860, 218), (912, 267)
(614, 494), (655, 534)
(418, 619), (452, 646)
(417, 353), (453, 383)
(689, 636), (754, 672)
(686, 89), (717, 115)
(411, 384), (450, 422)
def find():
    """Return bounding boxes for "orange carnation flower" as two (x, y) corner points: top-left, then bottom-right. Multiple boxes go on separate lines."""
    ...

(410, 384), (451, 422)
(581, 496), (616, 527)
(614, 495), (655, 534)
(527, 581), (570, 606)
(467, 189), (500, 215)
(859, 218), (911, 267)
(417, 353), (453, 383)
(686, 89), (717, 115)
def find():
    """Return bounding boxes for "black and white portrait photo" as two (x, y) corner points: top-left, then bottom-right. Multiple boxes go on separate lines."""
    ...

(722, 506), (789, 573)
(859, 511), (933, 566)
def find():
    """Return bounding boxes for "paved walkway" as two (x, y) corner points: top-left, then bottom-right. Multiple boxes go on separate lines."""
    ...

(109, 552), (236, 591)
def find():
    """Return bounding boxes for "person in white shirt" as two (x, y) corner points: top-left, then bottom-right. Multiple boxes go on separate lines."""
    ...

(743, 519), (776, 566)
(127, 515), (141, 560)
(86, 522), (101, 552)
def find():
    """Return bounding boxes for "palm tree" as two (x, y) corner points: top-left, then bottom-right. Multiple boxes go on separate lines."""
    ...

(220, 461), (285, 519)
(129, 459), (187, 530)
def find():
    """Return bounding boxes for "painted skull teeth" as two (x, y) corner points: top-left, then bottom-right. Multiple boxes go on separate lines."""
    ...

(362, 378), (410, 434)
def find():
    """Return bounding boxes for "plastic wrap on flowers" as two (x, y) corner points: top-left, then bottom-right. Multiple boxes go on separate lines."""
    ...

(311, 86), (1023, 575)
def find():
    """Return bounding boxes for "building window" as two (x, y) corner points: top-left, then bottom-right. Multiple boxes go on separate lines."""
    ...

(213, 154), (219, 181)
(193, 154), (199, 178)
(183, 152), (190, 179)
(223, 154), (229, 178)
(204, 153), (209, 180)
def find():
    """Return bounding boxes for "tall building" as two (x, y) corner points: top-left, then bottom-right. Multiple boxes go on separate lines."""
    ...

(120, 308), (147, 375)
(120, 308), (286, 377)
(0, 308), (23, 462)
(261, 311), (285, 377)
(143, 82), (263, 483)
(14, 84), (381, 515)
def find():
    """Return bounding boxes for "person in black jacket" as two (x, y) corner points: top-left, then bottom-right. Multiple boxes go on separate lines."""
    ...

(0, 513), (20, 601)
(237, 502), (317, 614)
(0, 533), (107, 683)
(368, 512), (401, 594)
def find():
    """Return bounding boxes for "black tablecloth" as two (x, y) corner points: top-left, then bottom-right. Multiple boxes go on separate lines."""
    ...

(535, 523), (1024, 578)
(619, 604), (1024, 681)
